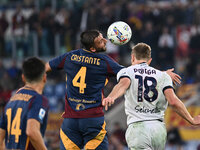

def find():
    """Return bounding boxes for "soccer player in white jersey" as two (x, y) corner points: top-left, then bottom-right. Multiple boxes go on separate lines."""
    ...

(102, 43), (200, 150)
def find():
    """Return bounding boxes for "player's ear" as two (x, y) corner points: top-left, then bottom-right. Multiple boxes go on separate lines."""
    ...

(131, 54), (135, 65)
(22, 74), (26, 83)
(43, 73), (47, 83)
(147, 58), (152, 65)
(90, 47), (96, 53)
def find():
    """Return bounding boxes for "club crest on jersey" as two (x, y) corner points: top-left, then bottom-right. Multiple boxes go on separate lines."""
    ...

(39, 108), (46, 120)
(113, 26), (127, 42)
(76, 103), (85, 110)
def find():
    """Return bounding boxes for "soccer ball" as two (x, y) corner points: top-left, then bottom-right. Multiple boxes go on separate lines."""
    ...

(107, 21), (132, 45)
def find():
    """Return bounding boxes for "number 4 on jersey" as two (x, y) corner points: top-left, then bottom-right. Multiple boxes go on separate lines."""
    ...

(72, 67), (87, 94)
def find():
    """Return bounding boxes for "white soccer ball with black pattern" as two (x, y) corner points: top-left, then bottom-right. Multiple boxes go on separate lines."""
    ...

(107, 21), (132, 45)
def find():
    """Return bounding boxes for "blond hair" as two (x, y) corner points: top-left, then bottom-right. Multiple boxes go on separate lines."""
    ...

(132, 43), (151, 60)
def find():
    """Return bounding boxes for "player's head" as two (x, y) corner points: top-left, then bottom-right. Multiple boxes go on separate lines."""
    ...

(81, 30), (107, 53)
(131, 43), (152, 64)
(22, 57), (46, 84)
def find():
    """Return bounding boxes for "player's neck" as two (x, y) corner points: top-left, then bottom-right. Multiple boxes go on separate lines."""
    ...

(132, 60), (147, 66)
(25, 82), (44, 94)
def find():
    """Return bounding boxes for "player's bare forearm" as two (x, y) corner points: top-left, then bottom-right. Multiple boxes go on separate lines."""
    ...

(102, 78), (130, 110)
(165, 68), (181, 85)
(26, 119), (47, 150)
(171, 98), (193, 124)
(0, 129), (5, 150)
(45, 62), (52, 72)
(165, 89), (200, 125)
(28, 132), (47, 150)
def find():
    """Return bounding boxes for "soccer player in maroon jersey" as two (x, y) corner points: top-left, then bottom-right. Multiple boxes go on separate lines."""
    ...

(0, 57), (48, 150)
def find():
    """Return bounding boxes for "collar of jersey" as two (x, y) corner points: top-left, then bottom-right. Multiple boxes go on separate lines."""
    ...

(82, 49), (95, 53)
(15, 86), (36, 94)
(23, 86), (36, 92)
(138, 62), (148, 66)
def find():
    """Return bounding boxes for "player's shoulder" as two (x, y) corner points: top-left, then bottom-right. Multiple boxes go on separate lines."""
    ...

(71, 49), (101, 57)
(72, 49), (82, 53)
(65, 49), (80, 55)
(119, 66), (131, 73)
(34, 93), (48, 102)
(95, 53), (114, 60)
(117, 67), (131, 79)
(117, 67), (127, 75)
(148, 66), (166, 76)
(149, 67), (172, 82)
(119, 65), (137, 73)
(162, 71), (172, 80)
(32, 94), (49, 108)
(149, 66), (170, 77)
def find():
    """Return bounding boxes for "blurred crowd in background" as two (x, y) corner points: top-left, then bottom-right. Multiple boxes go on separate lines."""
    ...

(0, 0), (200, 149)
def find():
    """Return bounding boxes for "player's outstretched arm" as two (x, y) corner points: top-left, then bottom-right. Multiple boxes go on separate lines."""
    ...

(45, 62), (52, 72)
(164, 88), (200, 125)
(102, 77), (130, 111)
(26, 119), (47, 150)
(165, 68), (181, 85)
(0, 128), (5, 150)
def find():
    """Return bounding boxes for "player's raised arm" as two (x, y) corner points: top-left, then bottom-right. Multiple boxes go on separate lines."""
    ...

(26, 119), (47, 150)
(165, 68), (182, 85)
(102, 77), (131, 111)
(164, 88), (200, 125)
(0, 128), (5, 150)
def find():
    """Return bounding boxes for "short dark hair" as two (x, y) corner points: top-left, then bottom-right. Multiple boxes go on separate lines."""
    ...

(22, 57), (45, 82)
(80, 30), (100, 50)
(132, 43), (151, 60)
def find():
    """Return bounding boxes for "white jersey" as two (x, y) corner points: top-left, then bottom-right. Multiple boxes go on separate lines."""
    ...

(117, 63), (173, 125)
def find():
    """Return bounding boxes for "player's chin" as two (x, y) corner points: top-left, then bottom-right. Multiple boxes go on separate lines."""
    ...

(96, 47), (106, 52)
(102, 46), (107, 51)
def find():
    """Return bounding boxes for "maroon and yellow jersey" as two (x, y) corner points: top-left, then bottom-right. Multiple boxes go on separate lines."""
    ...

(49, 49), (123, 118)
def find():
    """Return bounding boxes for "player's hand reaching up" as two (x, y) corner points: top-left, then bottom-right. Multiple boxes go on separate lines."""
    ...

(102, 97), (115, 111)
(102, 78), (130, 111)
(166, 68), (182, 85)
(192, 115), (200, 125)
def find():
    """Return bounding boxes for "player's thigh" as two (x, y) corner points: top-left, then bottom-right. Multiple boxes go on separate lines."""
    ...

(150, 121), (167, 150)
(92, 135), (108, 150)
(60, 118), (83, 150)
(126, 121), (166, 150)
(81, 117), (108, 150)
(126, 122), (151, 150)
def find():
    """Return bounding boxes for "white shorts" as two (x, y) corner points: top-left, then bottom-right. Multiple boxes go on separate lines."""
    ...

(126, 120), (167, 150)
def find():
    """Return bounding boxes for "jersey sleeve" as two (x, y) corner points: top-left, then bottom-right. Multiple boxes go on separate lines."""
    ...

(104, 55), (124, 76)
(28, 96), (49, 124)
(49, 53), (68, 70)
(117, 68), (131, 82)
(162, 72), (174, 93)
(0, 111), (6, 130)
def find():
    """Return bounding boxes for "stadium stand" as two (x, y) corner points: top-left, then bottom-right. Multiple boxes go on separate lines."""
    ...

(0, 0), (200, 149)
